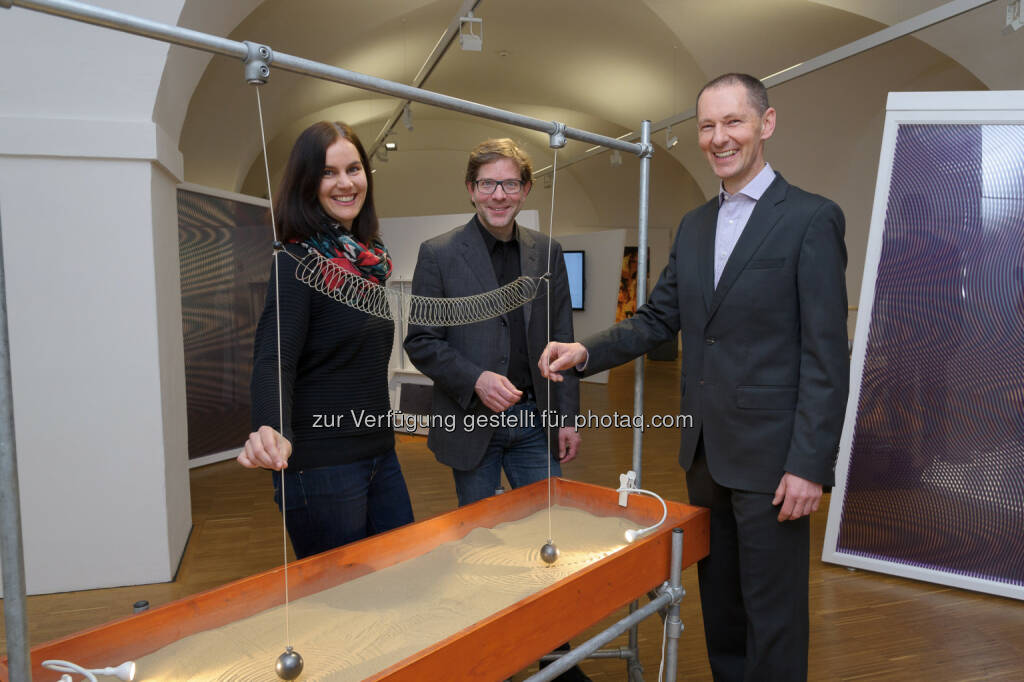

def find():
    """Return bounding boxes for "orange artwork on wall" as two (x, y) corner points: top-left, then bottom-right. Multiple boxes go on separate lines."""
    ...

(616, 247), (647, 322)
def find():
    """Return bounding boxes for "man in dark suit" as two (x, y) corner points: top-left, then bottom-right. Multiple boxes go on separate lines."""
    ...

(405, 138), (581, 508)
(540, 74), (849, 681)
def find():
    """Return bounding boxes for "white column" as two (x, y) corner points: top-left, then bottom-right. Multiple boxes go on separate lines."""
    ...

(0, 0), (191, 594)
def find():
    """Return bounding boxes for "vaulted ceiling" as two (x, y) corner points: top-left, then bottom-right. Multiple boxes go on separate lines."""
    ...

(174, 0), (1019, 296)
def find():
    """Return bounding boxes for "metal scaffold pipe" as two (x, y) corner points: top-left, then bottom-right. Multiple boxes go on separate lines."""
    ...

(3, 0), (647, 157)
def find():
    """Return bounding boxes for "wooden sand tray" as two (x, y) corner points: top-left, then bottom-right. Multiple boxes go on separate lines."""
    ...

(2, 478), (709, 681)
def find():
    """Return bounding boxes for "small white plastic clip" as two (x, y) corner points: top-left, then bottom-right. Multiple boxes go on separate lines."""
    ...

(618, 470), (637, 507)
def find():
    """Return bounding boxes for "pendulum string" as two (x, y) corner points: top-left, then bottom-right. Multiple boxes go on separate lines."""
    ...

(545, 149), (559, 544)
(254, 86), (292, 650)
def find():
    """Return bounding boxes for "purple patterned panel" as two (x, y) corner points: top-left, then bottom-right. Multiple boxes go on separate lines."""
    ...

(838, 124), (1024, 587)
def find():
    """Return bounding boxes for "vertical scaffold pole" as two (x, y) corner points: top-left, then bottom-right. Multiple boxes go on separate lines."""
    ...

(664, 528), (685, 680)
(632, 119), (652, 486)
(626, 119), (653, 682)
(0, 207), (32, 681)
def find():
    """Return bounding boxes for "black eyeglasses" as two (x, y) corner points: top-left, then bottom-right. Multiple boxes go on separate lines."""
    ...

(473, 179), (524, 195)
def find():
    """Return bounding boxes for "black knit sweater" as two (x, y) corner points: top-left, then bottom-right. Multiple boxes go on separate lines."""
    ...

(250, 245), (395, 470)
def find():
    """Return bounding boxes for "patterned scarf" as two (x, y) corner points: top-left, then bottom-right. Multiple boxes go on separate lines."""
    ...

(300, 224), (393, 287)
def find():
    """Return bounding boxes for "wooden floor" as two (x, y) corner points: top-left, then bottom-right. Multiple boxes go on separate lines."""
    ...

(3, 360), (1023, 680)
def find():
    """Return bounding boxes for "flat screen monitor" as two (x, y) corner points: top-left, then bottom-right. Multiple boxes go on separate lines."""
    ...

(563, 250), (585, 310)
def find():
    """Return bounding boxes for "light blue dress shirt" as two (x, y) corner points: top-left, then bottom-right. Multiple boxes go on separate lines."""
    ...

(714, 163), (776, 288)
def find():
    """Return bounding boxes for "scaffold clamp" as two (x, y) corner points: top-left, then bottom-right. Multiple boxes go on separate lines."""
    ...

(243, 41), (273, 84)
(549, 122), (567, 149)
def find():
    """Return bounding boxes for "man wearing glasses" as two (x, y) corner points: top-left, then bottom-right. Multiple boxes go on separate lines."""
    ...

(405, 138), (581, 508)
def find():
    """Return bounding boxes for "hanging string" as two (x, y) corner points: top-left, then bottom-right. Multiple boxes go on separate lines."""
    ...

(253, 92), (566, 647)
(545, 149), (559, 544)
(254, 86), (292, 650)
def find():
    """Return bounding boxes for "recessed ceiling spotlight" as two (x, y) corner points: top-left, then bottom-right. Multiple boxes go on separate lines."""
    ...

(384, 141), (398, 152)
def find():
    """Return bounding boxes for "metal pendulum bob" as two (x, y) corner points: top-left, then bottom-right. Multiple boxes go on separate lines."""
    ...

(540, 539), (559, 565)
(275, 646), (304, 680)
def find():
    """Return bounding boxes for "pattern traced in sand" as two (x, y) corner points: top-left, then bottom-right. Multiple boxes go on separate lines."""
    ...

(135, 506), (634, 681)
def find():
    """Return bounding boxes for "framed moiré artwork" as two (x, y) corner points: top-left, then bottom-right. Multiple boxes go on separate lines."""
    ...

(177, 184), (272, 461)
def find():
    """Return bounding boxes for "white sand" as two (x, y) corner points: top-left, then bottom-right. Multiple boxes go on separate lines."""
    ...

(135, 506), (633, 681)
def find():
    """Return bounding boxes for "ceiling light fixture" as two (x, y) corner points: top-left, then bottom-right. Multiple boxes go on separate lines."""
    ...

(459, 11), (483, 51)
(1007, 0), (1022, 31)
(666, 126), (678, 149)
(384, 141), (398, 152)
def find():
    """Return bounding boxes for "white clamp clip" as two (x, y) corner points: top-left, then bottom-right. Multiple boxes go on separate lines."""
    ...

(618, 470), (637, 507)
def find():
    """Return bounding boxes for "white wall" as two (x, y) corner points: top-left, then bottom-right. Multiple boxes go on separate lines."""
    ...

(558, 229), (627, 384)
(0, 1), (191, 595)
(622, 227), (674, 298)
(0, 157), (190, 595)
(380, 210), (539, 281)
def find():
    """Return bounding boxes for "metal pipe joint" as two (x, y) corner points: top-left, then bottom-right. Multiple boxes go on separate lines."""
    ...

(655, 579), (686, 606)
(243, 41), (272, 84)
(548, 121), (567, 149)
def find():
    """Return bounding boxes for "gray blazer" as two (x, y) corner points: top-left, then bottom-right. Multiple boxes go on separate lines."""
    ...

(404, 218), (580, 471)
(583, 174), (849, 492)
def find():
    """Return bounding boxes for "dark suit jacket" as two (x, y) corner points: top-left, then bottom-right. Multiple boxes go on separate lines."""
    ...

(584, 173), (849, 493)
(404, 218), (580, 471)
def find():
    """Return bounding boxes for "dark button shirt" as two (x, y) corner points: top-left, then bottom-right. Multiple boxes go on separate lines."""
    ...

(475, 217), (532, 395)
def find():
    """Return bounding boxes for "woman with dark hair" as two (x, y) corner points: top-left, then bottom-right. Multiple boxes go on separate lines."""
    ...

(238, 121), (413, 559)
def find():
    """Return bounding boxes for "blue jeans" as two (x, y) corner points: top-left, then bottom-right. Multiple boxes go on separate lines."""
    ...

(272, 449), (414, 559)
(452, 401), (561, 506)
